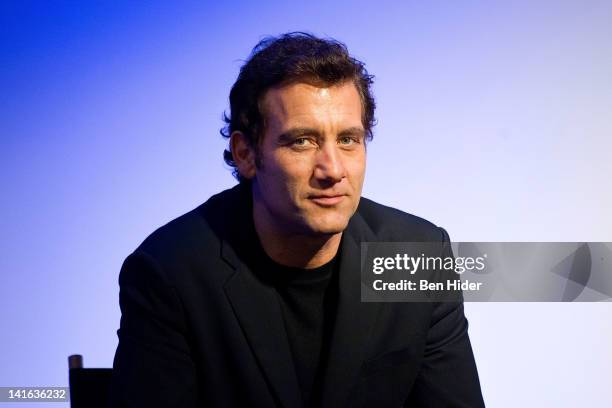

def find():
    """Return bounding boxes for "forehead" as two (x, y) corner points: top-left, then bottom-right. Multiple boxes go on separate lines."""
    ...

(260, 81), (363, 129)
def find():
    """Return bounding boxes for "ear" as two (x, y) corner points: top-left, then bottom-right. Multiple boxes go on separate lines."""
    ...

(230, 131), (257, 179)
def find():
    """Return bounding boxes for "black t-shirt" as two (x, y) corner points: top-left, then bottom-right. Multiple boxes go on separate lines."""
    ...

(249, 247), (338, 407)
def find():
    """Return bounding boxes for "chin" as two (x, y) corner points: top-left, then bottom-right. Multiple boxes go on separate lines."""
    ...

(305, 216), (350, 236)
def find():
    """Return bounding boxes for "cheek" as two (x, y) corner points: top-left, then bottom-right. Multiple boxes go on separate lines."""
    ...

(346, 154), (366, 182)
(273, 153), (314, 181)
(264, 154), (313, 197)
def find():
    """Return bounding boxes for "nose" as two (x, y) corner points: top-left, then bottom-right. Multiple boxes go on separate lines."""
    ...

(313, 143), (346, 184)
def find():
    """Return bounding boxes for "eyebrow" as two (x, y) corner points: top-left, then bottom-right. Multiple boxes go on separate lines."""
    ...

(277, 127), (366, 142)
(338, 127), (366, 139)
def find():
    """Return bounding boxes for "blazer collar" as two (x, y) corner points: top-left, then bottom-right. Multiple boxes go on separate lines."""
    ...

(217, 184), (381, 408)
(216, 183), (303, 408)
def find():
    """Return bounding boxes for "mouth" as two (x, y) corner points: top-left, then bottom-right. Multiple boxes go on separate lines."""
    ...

(308, 194), (346, 206)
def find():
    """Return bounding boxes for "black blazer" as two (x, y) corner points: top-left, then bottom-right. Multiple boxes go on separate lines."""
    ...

(110, 183), (484, 407)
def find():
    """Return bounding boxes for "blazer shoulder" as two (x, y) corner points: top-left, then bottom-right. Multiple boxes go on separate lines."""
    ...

(356, 197), (447, 242)
(137, 205), (207, 251)
(135, 185), (242, 259)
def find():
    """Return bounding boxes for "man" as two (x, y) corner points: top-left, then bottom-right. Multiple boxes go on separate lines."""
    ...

(110, 32), (484, 407)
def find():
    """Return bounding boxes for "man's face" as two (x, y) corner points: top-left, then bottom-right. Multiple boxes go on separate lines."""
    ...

(251, 80), (366, 236)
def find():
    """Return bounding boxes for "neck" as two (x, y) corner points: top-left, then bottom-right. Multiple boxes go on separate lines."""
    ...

(252, 205), (342, 270)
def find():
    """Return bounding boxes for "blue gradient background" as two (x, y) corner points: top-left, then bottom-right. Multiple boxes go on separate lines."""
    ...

(2, 1), (611, 406)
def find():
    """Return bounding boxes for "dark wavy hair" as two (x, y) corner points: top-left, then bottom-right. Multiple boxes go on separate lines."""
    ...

(220, 32), (376, 181)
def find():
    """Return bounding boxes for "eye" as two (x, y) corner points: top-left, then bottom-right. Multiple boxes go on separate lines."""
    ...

(290, 137), (316, 148)
(339, 136), (357, 145)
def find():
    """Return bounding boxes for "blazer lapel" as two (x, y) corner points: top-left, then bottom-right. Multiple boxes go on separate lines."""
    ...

(204, 183), (303, 408)
(225, 249), (303, 407)
(223, 243), (303, 408)
(319, 213), (382, 408)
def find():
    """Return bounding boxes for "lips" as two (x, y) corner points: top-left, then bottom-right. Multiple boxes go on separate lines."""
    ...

(308, 194), (346, 206)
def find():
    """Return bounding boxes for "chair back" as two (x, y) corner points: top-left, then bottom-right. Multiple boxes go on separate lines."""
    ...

(68, 354), (112, 408)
